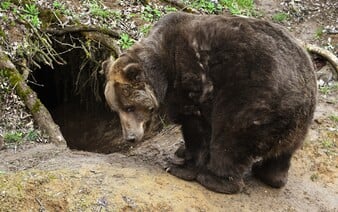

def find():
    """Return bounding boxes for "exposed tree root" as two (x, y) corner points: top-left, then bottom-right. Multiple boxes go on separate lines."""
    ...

(0, 50), (67, 146)
(83, 32), (121, 56)
(45, 26), (121, 39)
(305, 43), (338, 76)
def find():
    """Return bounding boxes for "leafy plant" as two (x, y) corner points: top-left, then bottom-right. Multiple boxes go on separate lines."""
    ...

(164, 6), (177, 13)
(53, 1), (62, 9)
(22, 4), (39, 17)
(119, 33), (135, 50)
(315, 26), (324, 39)
(26, 130), (39, 141)
(319, 85), (330, 95)
(142, 5), (163, 22)
(272, 12), (289, 23)
(310, 173), (318, 181)
(190, 0), (222, 13)
(52, 0), (67, 12)
(4, 131), (24, 143)
(220, 0), (256, 16)
(89, 3), (110, 19)
(0, 1), (11, 10)
(21, 4), (41, 28)
(140, 24), (151, 36)
(88, 2), (121, 21)
(187, 0), (256, 16)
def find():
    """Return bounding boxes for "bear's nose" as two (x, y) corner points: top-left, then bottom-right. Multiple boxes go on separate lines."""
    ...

(126, 134), (136, 142)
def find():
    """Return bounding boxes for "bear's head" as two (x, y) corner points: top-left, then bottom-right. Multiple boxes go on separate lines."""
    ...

(102, 55), (159, 143)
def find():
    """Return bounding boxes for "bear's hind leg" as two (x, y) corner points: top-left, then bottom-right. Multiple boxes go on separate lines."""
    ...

(252, 152), (292, 188)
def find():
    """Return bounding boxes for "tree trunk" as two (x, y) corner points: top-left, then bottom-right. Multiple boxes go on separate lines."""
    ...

(0, 50), (67, 146)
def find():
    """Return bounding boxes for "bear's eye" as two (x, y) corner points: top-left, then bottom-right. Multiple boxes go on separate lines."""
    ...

(148, 107), (154, 112)
(124, 106), (135, 113)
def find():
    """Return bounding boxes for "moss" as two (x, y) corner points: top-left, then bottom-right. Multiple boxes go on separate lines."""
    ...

(17, 85), (31, 101)
(31, 99), (42, 114)
(1, 68), (31, 101)
(8, 70), (22, 85)
(7, 71), (30, 101)
(0, 69), (9, 77)
(0, 29), (6, 38)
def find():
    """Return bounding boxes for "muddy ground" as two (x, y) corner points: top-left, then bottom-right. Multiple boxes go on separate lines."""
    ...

(1, 0), (338, 211)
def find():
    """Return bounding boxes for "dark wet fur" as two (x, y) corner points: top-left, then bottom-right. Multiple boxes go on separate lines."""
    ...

(107, 12), (317, 194)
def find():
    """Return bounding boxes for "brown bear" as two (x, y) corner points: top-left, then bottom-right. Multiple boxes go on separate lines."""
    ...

(102, 12), (317, 194)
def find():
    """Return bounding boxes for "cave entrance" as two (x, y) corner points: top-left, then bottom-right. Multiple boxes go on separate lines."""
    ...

(27, 36), (129, 153)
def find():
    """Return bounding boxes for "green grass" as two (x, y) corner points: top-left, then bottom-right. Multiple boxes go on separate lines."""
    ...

(321, 139), (334, 149)
(186, 0), (256, 16)
(329, 115), (338, 123)
(272, 12), (289, 23)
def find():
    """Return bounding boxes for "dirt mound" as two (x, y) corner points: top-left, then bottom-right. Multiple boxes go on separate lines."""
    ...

(0, 121), (337, 211)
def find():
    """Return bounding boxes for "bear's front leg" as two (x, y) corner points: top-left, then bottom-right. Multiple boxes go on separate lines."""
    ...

(168, 115), (211, 181)
(197, 134), (250, 194)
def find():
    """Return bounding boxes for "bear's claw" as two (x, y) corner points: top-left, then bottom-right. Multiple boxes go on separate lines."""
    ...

(196, 171), (244, 194)
(168, 165), (198, 181)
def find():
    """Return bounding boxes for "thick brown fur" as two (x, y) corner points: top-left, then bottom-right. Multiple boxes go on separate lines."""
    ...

(103, 12), (317, 194)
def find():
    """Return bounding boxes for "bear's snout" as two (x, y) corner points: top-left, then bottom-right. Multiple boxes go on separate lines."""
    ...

(118, 111), (145, 143)
(125, 133), (136, 142)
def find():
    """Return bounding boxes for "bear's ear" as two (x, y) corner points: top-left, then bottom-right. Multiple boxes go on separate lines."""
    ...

(100, 56), (114, 77)
(122, 63), (144, 81)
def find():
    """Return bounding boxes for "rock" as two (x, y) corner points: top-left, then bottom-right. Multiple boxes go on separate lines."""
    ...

(317, 64), (335, 86)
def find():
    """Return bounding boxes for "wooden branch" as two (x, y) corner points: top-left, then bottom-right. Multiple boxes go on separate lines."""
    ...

(45, 26), (121, 39)
(0, 50), (67, 146)
(83, 32), (121, 56)
(305, 43), (338, 76)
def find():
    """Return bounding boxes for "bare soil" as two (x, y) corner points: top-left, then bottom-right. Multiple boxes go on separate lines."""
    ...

(0, 0), (337, 211)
